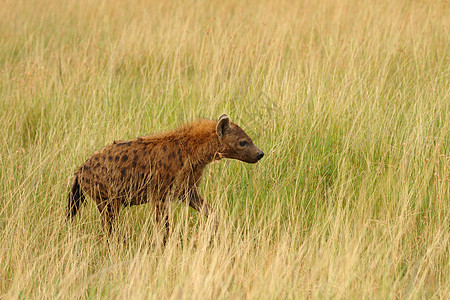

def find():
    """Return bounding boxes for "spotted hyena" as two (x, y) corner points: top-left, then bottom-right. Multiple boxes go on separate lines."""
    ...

(68, 114), (264, 242)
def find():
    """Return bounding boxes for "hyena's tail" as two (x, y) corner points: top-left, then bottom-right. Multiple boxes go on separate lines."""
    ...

(67, 174), (85, 220)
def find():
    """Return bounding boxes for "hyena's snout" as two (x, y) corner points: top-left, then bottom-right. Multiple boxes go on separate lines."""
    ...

(249, 146), (264, 163)
(256, 149), (264, 160)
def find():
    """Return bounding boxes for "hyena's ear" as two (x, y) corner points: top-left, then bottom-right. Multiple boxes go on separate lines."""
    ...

(216, 114), (231, 138)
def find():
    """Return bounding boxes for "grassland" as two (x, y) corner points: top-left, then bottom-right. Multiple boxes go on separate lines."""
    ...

(0, 0), (448, 298)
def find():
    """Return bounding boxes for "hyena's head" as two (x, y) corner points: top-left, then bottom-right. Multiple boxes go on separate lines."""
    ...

(216, 114), (264, 164)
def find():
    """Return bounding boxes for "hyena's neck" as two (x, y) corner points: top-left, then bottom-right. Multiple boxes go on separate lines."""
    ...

(196, 135), (220, 166)
(182, 120), (220, 167)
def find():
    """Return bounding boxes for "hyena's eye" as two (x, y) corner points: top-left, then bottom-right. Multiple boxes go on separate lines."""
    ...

(239, 140), (249, 147)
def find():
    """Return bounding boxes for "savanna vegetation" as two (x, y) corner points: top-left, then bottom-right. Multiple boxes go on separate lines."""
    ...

(0, 0), (448, 298)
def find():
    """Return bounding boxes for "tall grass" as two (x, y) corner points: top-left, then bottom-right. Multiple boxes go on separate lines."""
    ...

(0, 0), (448, 298)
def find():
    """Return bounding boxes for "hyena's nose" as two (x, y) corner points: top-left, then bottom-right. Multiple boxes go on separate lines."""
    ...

(257, 151), (264, 160)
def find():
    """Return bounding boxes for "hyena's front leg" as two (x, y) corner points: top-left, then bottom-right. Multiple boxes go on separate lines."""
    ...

(186, 187), (219, 232)
(186, 188), (213, 216)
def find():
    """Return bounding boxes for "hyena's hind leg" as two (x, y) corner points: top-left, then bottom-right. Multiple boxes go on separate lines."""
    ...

(96, 199), (121, 235)
(154, 201), (170, 245)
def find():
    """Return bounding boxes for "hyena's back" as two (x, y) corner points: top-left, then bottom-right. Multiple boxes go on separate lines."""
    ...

(77, 137), (185, 206)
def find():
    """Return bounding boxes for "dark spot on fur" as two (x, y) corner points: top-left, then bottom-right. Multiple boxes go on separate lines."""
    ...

(121, 168), (126, 180)
(162, 145), (167, 152)
(158, 160), (162, 167)
(108, 156), (113, 161)
(122, 155), (128, 162)
(141, 164), (147, 170)
(133, 149), (138, 154)
(84, 178), (90, 184)
(115, 156), (120, 162)
(117, 142), (131, 147)
(82, 165), (90, 171)
(132, 161), (137, 167)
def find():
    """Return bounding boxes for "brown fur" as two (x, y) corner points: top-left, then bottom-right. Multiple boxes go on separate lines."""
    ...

(68, 114), (263, 242)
